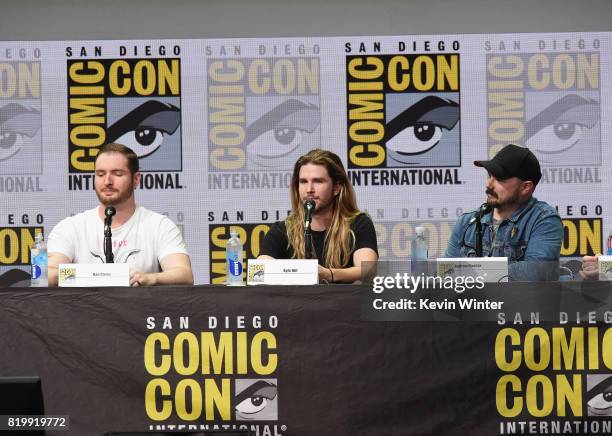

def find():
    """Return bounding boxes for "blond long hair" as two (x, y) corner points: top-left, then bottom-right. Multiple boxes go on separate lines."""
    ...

(285, 149), (361, 268)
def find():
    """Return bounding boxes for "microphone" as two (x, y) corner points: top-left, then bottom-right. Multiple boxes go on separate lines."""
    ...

(103, 206), (116, 263)
(469, 203), (492, 224)
(304, 200), (315, 260)
(471, 203), (492, 257)
(304, 200), (315, 229)
(104, 206), (116, 225)
(478, 202), (492, 217)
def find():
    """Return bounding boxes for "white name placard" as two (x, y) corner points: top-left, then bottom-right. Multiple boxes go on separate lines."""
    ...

(598, 255), (612, 281)
(58, 263), (130, 287)
(247, 259), (319, 285)
(437, 257), (509, 283)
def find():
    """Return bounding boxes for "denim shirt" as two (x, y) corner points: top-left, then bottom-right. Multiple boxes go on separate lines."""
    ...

(445, 197), (563, 281)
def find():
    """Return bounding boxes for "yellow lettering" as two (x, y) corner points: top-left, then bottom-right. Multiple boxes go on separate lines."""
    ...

(144, 332), (171, 376)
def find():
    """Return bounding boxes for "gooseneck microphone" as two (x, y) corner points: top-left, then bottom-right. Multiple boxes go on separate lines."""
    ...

(468, 203), (492, 224)
(104, 206), (116, 263)
(471, 203), (492, 257)
(304, 200), (315, 230)
(304, 200), (316, 259)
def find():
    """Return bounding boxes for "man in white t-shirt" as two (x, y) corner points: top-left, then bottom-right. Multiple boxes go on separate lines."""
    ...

(48, 143), (193, 287)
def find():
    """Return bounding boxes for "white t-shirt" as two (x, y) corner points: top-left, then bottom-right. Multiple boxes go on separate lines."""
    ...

(48, 206), (188, 273)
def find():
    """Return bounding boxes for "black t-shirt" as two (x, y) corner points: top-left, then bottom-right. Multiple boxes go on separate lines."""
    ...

(260, 213), (378, 267)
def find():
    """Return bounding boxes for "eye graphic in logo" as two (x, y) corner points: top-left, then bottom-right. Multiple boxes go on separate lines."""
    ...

(235, 379), (278, 421)
(107, 100), (180, 159)
(587, 374), (612, 416)
(246, 99), (320, 169)
(385, 95), (459, 166)
(0, 268), (31, 287)
(525, 94), (600, 165)
(0, 103), (41, 162)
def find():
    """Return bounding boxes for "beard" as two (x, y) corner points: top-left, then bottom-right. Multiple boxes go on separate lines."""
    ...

(95, 182), (135, 206)
(485, 188), (500, 208)
(311, 196), (337, 217)
(486, 188), (520, 210)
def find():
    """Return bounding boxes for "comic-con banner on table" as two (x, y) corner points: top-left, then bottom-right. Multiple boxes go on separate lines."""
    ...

(0, 32), (610, 284)
(0, 284), (611, 435)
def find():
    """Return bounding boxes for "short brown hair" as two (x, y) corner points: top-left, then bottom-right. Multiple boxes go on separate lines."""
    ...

(95, 143), (139, 174)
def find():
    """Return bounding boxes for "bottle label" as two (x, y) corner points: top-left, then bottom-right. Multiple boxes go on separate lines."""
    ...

(31, 264), (42, 280)
(34, 253), (48, 266)
(227, 255), (243, 277)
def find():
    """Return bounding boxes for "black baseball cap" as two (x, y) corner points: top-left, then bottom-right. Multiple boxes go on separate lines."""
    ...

(474, 144), (542, 185)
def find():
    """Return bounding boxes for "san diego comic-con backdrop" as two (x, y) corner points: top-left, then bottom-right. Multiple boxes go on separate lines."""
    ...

(0, 32), (610, 285)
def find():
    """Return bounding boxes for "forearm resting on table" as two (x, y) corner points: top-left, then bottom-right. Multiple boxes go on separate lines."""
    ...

(321, 248), (378, 283)
(131, 253), (194, 286)
(259, 248), (378, 283)
(48, 252), (70, 287)
(320, 265), (362, 283)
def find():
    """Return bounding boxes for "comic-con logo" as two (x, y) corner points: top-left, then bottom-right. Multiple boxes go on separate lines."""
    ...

(561, 217), (602, 258)
(208, 219), (455, 278)
(66, 54), (182, 190)
(0, 223), (43, 286)
(486, 41), (601, 184)
(144, 315), (281, 432)
(495, 325), (612, 433)
(345, 47), (462, 187)
(207, 54), (320, 189)
(0, 49), (43, 192)
(376, 215), (603, 260)
(375, 220), (454, 260)
(209, 223), (271, 284)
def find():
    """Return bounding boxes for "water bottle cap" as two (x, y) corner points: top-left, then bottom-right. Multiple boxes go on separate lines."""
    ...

(35, 233), (44, 242)
(230, 230), (238, 237)
(415, 226), (425, 235)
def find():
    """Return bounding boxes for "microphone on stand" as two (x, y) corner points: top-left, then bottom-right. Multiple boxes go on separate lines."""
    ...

(469, 203), (492, 224)
(469, 203), (492, 257)
(304, 200), (315, 259)
(104, 206), (116, 263)
(304, 200), (315, 230)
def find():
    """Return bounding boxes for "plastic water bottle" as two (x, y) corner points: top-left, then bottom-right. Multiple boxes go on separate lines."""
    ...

(607, 227), (612, 255)
(226, 230), (244, 286)
(411, 226), (428, 276)
(30, 233), (48, 287)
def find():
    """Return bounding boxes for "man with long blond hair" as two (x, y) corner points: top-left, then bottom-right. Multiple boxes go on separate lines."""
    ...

(259, 149), (378, 283)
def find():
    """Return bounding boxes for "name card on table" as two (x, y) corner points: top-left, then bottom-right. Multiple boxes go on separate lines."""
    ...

(58, 263), (130, 287)
(437, 257), (509, 283)
(598, 255), (612, 280)
(247, 259), (319, 285)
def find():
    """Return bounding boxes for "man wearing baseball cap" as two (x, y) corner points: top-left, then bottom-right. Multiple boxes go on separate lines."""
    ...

(445, 144), (563, 280)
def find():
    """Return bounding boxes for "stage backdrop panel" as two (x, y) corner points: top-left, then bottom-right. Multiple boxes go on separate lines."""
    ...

(0, 32), (610, 285)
